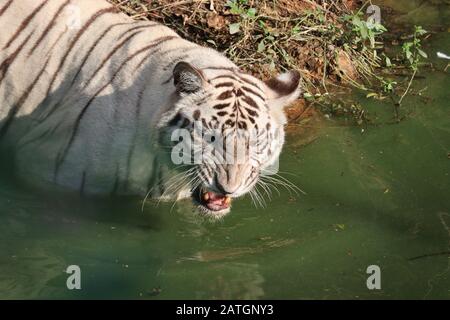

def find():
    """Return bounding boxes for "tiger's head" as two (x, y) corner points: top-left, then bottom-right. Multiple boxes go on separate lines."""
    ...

(158, 62), (301, 218)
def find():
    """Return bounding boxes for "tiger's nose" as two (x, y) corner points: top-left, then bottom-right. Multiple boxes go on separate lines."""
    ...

(214, 173), (240, 195)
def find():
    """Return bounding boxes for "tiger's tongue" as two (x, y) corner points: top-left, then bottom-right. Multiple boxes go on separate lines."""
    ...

(203, 192), (231, 210)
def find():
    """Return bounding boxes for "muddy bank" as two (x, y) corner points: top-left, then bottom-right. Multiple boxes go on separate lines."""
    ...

(109, 0), (369, 137)
(110, 1), (364, 85)
(109, 0), (437, 143)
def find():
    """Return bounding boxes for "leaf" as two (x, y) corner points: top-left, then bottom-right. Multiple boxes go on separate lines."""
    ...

(269, 60), (276, 70)
(257, 40), (265, 53)
(415, 26), (427, 36)
(303, 92), (314, 101)
(417, 49), (428, 58)
(405, 50), (412, 60)
(226, 1), (242, 15)
(385, 56), (392, 67)
(246, 8), (257, 18)
(229, 22), (241, 35)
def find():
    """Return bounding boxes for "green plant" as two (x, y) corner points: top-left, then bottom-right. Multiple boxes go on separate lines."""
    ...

(382, 79), (397, 93)
(225, 0), (257, 35)
(343, 12), (387, 48)
(398, 25), (428, 105)
(316, 97), (368, 126)
(402, 26), (428, 70)
(112, 0), (432, 125)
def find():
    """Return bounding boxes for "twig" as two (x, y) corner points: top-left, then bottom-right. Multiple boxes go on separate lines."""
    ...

(398, 69), (417, 106)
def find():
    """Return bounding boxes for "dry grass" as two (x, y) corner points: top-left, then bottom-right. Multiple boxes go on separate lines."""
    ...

(108, 1), (378, 93)
(108, 0), (403, 129)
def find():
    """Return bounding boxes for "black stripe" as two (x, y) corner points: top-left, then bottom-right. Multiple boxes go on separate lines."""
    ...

(197, 169), (206, 184)
(213, 103), (230, 110)
(116, 23), (158, 41)
(55, 36), (178, 173)
(33, 31), (71, 123)
(193, 110), (201, 121)
(245, 171), (257, 186)
(162, 54), (189, 71)
(211, 74), (239, 82)
(237, 74), (264, 92)
(257, 140), (269, 151)
(205, 165), (214, 179)
(0, 31), (35, 84)
(213, 74), (264, 95)
(214, 82), (234, 88)
(157, 164), (165, 197)
(18, 126), (52, 150)
(198, 168), (210, 185)
(217, 90), (233, 100)
(0, 54), (52, 139)
(161, 76), (172, 85)
(237, 121), (247, 130)
(84, 29), (145, 88)
(124, 86), (146, 189)
(0, 0), (13, 17)
(70, 22), (134, 87)
(145, 156), (159, 196)
(241, 86), (265, 101)
(3, 0), (50, 50)
(203, 66), (236, 72)
(196, 94), (213, 106)
(18, 121), (63, 150)
(27, 0), (70, 56)
(201, 118), (209, 129)
(242, 95), (260, 110)
(46, 6), (117, 96)
(224, 119), (235, 126)
(44, 28), (66, 57)
(133, 44), (188, 74)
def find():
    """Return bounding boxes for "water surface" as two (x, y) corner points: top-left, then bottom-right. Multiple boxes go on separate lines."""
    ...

(0, 0), (449, 299)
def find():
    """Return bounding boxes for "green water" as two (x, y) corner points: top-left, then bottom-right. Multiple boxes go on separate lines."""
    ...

(0, 1), (449, 299)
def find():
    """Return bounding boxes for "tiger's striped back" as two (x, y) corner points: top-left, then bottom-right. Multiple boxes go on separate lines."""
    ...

(0, 0), (301, 216)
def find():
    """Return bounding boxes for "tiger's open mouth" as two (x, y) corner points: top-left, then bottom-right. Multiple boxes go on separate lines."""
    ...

(194, 188), (232, 214)
(201, 191), (232, 211)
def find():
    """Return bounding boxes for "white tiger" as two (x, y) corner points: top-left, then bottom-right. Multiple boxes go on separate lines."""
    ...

(0, 0), (301, 217)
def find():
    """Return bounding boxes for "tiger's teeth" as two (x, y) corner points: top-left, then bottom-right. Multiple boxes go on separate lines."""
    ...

(203, 192), (209, 201)
(224, 196), (231, 205)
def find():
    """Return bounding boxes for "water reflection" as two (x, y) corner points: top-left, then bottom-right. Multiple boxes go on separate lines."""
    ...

(207, 263), (265, 300)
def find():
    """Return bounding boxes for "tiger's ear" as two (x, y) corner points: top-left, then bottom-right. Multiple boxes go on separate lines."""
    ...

(173, 62), (206, 94)
(264, 70), (301, 109)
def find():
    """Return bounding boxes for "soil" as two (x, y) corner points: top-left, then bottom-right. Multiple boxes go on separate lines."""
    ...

(109, 0), (363, 139)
